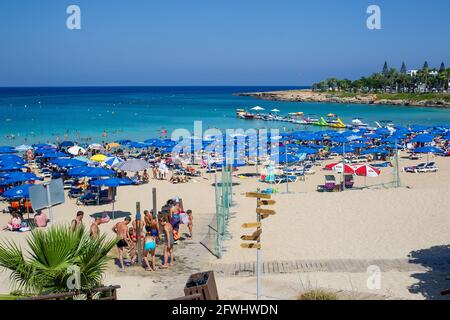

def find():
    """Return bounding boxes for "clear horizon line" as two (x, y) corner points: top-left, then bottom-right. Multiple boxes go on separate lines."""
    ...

(0, 84), (311, 89)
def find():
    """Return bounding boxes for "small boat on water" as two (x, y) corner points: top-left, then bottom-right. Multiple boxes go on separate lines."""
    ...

(236, 109), (256, 120)
(351, 118), (369, 129)
(286, 112), (308, 124)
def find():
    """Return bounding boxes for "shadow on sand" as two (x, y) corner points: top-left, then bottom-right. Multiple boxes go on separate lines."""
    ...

(90, 211), (132, 220)
(408, 245), (450, 300)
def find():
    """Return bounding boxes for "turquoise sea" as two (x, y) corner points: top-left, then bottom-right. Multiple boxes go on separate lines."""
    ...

(0, 86), (449, 145)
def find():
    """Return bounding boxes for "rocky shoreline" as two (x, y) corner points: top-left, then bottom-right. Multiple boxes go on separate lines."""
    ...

(236, 90), (450, 108)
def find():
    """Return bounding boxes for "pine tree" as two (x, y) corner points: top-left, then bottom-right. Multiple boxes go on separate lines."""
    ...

(422, 61), (429, 72)
(439, 62), (446, 72)
(400, 62), (407, 74)
(382, 61), (389, 76)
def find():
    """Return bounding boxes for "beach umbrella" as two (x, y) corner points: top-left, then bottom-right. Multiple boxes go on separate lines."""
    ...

(410, 134), (434, 143)
(3, 184), (33, 199)
(413, 146), (444, 163)
(90, 154), (107, 162)
(68, 145), (87, 155)
(0, 146), (17, 154)
(89, 143), (103, 150)
(15, 145), (32, 152)
(90, 177), (134, 219)
(361, 148), (389, 155)
(325, 163), (355, 174)
(330, 145), (355, 154)
(128, 142), (150, 149)
(251, 106), (265, 111)
(0, 163), (27, 171)
(355, 164), (381, 177)
(0, 172), (43, 184)
(51, 158), (87, 168)
(117, 159), (150, 172)
(355, 164), (381, 187)
(413, 146), (444, 154)
(294, 147), (318, 155)
(40, 152), (68, 159)
(107, 142), (121, 148)
(68, 166), (115, 178)
(60, 141), (75, 148)
(271, 109), (280, 113)
(103, 156), (124, 167)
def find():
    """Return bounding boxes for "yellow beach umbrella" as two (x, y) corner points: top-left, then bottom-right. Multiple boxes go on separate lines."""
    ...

(108, 142), (120, 148)
(90, 154), (107, 162)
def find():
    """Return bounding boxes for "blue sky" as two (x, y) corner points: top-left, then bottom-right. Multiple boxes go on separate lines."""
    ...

(0, 0), (449, 86)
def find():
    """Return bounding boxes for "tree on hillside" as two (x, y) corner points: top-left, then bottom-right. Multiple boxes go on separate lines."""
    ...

(439, 62), (446, 72)
(400, 62), (407, 74)
(382, 61), (389, 76)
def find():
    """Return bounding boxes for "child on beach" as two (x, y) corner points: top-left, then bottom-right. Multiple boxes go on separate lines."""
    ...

(143, 232), (156, 271)
(186, 209), (193, 240)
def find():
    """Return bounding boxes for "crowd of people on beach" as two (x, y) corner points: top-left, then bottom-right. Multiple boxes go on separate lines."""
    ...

(64, 199), (194, 273)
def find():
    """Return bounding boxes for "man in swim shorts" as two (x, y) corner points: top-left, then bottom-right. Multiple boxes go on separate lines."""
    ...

(161, 217), (174, 269)
(112, 217), (132, 272)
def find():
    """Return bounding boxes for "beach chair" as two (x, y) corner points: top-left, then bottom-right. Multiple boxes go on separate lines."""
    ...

(77, 193), (98, 206)
(317, 175), (336, 192)
(68, 187), (83, 198)
(418, 162), (438, 173)
(275, 175), (298, 184)
(304, 164), (316, 175)
(344, 175), (354, 189)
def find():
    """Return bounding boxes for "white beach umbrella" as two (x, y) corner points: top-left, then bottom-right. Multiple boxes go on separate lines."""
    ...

(68, 145), (86, 155)
(271, 108), (280, 113)
(89, 143), (103, 150)
(117, 159), (150, 172)
(251, 106), (265, 111)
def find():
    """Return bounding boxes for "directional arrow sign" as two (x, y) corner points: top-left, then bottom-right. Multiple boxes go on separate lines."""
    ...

(242, 222), (261, 228)
(256, 208), (276, 215)
(246, 192), (271, 199)
(241, 229), (262, 241)
(258, 200), (276, 206)
(241, 243), (261, 249)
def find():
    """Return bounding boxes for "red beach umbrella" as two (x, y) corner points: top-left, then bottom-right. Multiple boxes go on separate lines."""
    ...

(355, 164), (381, 177)
(326, 162), (356, 174)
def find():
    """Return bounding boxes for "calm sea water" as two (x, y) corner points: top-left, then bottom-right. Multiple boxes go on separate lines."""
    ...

(0, 86), (449, 145)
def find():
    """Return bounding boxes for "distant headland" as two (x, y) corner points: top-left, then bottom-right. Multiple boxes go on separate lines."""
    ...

(237, 61), (450, 108)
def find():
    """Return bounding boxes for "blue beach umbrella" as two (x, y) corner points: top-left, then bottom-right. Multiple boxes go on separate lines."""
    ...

(91, 178), (134, 218)
(330, 146), (356, 154)
(15, 145), (32, 152)
(3, 184), (33, 199)
(361, 148), (389, 155)
(411, 134), (434, 143)
(0, 146), (18, 154)
(413, 146), (444, 154)
(51, 158), (87, 168)
(104, 156), (124, 167)
(0, 172), (43, 184)
(68, 166), (116, 178)
(40, 152), (68, 158)
(295, 147), (319, 155)
(60, 141), (75, 147)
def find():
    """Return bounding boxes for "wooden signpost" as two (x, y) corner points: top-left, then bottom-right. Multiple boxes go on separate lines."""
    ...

(241, 190), (276, 300)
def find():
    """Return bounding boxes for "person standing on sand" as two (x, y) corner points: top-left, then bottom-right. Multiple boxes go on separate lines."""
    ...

(161, 217), (174, 269)
(112, 217), (132, 272)
(90, 216), (102, 239)
(34, 210), (47, 228)
(186, 209), (193, 240)
(70, 211), (84, 231)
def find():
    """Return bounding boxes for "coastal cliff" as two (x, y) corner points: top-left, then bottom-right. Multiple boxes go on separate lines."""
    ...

(236, 90), (450, 108)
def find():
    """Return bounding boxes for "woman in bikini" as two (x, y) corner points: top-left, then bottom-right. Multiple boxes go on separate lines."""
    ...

(142, 232), (156, 271)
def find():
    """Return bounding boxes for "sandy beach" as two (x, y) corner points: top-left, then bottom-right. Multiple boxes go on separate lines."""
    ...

(0, 150), (449, 300)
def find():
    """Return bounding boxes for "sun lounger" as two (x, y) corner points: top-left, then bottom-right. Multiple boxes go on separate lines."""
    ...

(417, 162), (438, 173)
(275, 175), (298, 184)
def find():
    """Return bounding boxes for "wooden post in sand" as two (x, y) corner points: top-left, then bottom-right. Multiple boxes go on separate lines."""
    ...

(152, 187), (157, 219)
(136, 202), (142, 266)
(243, 190), (276, 300)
